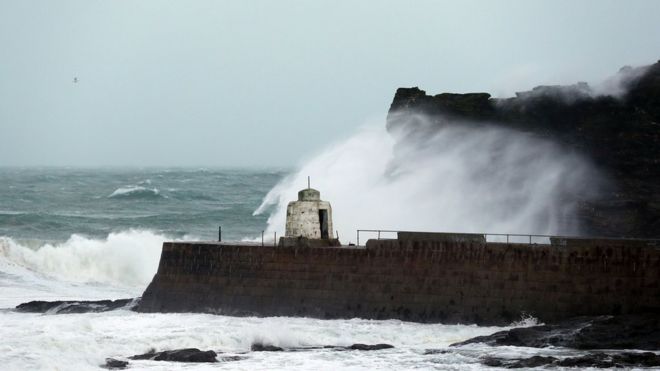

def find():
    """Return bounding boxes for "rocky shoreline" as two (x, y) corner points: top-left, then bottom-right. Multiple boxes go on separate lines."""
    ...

(17, 299), (659, 368)
(448, 313), (660, 368)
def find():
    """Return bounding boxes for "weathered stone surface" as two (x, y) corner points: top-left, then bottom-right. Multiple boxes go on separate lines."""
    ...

(130, 348), (217, 363)
(15, 299), (135, 314)
(387, 61), (660, 238)
(451, 314), (660, 350)
(136, 238), (660, 325)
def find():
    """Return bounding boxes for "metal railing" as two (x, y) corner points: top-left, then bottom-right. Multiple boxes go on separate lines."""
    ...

(217, 227), (659, 248)
(356, 229), (660, 247)
(217, 226), (278, 247)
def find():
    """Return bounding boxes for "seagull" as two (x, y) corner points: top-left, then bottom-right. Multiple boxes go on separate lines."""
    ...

(73, 77), (78, 83)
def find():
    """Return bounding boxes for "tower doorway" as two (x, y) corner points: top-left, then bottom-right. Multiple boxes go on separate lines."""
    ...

(318, 209), (329, 239)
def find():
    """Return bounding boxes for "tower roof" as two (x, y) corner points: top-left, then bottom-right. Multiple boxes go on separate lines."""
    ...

(298, 188), (320, 201)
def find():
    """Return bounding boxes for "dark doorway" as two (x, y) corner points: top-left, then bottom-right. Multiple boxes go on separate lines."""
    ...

(318, 209), (329, 239)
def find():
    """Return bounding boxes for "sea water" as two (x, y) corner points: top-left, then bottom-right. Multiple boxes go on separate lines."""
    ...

(0, 167), (615, 370)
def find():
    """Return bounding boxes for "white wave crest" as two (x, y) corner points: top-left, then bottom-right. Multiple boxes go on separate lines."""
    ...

(108, 185), (162, 199)
(0, 230), (166, 287)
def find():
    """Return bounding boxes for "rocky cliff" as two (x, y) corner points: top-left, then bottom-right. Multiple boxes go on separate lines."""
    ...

(387, 61), (660, 238)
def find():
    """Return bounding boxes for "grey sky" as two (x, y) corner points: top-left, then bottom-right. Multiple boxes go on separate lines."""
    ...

(1, 0), (659, 167)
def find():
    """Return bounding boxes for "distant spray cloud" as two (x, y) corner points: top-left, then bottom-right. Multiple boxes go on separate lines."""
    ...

(501, 64), (651, 104)
(255, 114), (602, 242)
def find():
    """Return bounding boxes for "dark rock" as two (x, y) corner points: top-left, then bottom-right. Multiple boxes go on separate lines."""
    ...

(102, 358), (128, 369)
(219, 355), (247, 362)
(250, 343), (284, 352)
(508, 356), (558, 368)
(451, 314), (660, 350)
(15, 298), (135, 314)
(248, 343), (394, 352)
(480, 352), (660, 368)
(130, 348), (217, 363)
(388, 61), (660, 238)
(423, 349), (450, 355)
(347, 343), (394, 351)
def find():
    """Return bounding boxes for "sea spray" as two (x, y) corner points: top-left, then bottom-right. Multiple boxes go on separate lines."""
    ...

(0, 230), (169, 287)
(255, 115), (602, 242)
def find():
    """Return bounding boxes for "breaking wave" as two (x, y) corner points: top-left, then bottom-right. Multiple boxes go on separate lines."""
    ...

(0, 230), (167, 287)
(108, 185), (164, 200)
(256, 116), (602, 243)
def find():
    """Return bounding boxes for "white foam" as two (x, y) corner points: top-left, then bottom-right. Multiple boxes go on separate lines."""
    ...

(0, 230), (166, 299)
(0, 310), (526, 370)
(256, 117), (602, 243)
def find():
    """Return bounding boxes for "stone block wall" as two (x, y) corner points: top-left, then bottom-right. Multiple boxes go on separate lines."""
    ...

(136, 238), (660, 325)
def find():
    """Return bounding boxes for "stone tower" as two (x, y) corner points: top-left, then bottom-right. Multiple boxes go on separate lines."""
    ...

(280, 187), (340, 247)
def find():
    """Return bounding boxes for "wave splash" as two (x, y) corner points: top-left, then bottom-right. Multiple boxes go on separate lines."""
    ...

(255, 116), (602, 243)
(0, 230), (167, 287)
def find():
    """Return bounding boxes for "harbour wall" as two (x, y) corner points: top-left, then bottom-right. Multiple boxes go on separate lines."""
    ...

(136, 234), (660, 325)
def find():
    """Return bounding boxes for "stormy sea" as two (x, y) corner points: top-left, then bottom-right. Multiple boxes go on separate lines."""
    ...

(0, 164), (653, 370)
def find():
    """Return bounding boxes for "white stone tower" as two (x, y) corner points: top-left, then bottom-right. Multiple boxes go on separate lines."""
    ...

(285, 188), (333, 239)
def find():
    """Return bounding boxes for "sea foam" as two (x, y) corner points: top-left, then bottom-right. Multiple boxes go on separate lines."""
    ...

(0, 230), (166, 288)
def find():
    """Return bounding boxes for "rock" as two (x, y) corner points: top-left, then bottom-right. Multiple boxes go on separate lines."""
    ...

(387, 61), (660, 238)
(347, 343), (394, 351)
(481, 356), (559, 368)
(506, 356), (558, 368)
(250, 343), (284, 352)
(219, 355), (247, 362)
(249, 343), (394, 352)
(423, 349), (450, 355)
(130, 348), (217, 362)
(480, 352), (660, 368)
(451, 314), (660, 350)
(15, 299), (136, 314)
(102, 358), (128, 369)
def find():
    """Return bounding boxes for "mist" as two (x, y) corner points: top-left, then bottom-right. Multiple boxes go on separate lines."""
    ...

(255, 114), (602, 241)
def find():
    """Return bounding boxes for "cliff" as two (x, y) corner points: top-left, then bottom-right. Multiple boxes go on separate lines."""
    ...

(387, 61), (660, 238)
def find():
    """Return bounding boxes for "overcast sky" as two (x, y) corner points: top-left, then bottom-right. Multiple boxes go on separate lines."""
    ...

(1, 0), (659, 167)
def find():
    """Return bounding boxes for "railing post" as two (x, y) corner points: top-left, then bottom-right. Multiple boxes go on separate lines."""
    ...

(378, 230), (381, 240)
(529, 235), (532, 244)
(357, 230), (359, 247)
(261, 231), (264, 246)
(218, 226), (222, 242)
(274, 232), (277, 247)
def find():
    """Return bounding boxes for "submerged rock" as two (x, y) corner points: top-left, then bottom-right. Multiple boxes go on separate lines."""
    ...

(130, 348), (218, 363)
(15, 298), (136, 314)
(451, 314), (660, 350)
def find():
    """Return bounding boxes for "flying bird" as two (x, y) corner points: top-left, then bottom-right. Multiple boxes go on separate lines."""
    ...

(73, 77), (78, 83)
